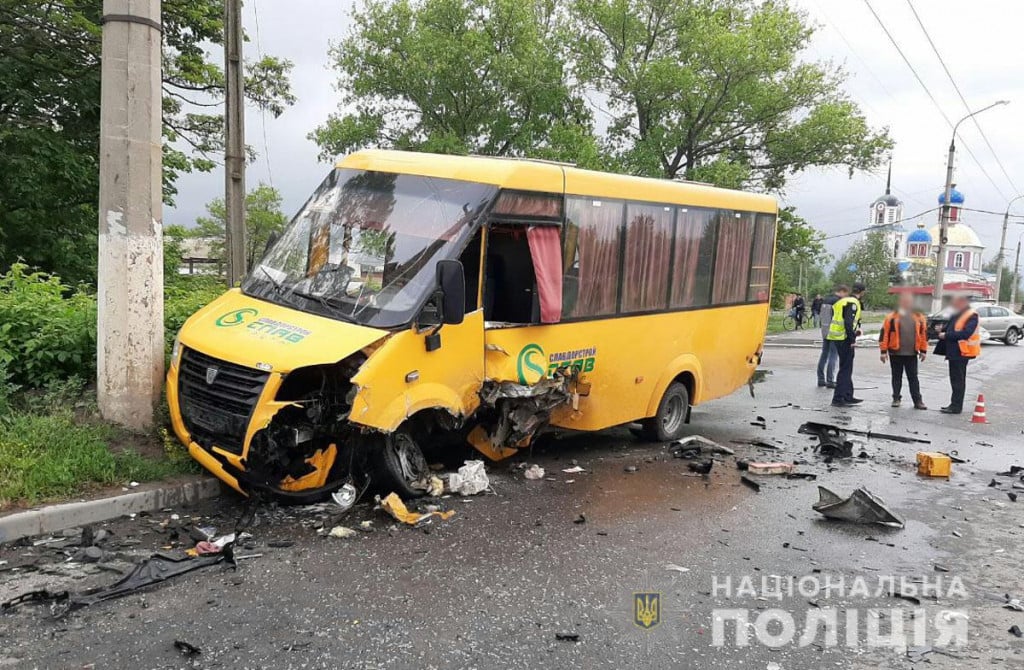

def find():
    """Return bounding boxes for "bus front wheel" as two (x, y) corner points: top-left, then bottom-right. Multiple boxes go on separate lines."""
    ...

(374, 429), (430, 498)
(636, 382), (690, 442)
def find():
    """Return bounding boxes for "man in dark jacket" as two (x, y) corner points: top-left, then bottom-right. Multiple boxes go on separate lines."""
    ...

(827, 282), (865, 407)
(810, 294), (824, 327)
(792, 293), (806, 329)
(935, 295), (981, 414)
(816, 287), (845, 388)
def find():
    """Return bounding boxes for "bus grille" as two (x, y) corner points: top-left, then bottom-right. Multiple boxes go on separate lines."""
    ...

(178, 347), (269, 454)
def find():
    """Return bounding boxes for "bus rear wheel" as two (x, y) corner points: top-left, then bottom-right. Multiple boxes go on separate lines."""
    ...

(635, 382), (690, 442)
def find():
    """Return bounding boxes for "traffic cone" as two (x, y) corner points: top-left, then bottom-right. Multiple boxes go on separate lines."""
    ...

(971, 394), (987, 424)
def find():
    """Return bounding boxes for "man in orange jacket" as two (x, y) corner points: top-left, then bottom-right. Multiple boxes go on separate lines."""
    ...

(879, 292), (928, 409)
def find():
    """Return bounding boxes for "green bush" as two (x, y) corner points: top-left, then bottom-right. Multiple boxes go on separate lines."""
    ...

(0, 263), (96, 386)
(0, 264), (225, 389)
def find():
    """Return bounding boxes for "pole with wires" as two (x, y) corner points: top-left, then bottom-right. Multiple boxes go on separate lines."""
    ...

(996, 195), (1024, 303)
(224, 0), (246, 286)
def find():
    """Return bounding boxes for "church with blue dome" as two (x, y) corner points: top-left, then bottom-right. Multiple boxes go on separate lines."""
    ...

(871, 170), (993, 300)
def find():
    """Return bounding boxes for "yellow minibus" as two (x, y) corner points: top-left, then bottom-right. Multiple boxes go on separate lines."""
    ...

(166, 150), (777, 500)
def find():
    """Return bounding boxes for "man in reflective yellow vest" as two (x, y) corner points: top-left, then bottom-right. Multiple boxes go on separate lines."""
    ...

(827, 282), (865, 407)
(935, 295), (981, 414)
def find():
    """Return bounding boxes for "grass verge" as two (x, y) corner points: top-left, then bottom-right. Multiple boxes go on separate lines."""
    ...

(0, 382), (197, 509)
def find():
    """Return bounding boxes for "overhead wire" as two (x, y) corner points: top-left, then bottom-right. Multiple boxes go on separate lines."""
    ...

(860, 0), (1009, 203)
(904, 0), (1019, 197)
(252, 0), (274, 188)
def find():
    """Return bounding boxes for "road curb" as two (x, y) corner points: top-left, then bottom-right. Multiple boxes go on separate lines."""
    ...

(0, 477), (223, 544)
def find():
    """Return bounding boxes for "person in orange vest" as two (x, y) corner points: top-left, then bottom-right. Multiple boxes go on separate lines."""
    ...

(879, 292), (928, 409)
(934, 295), (981, 414)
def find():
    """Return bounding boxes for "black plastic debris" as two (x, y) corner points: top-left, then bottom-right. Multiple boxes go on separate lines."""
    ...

(786, 473), (817, 481)
(1010, 625), (1023, 638)
(812, 486), (904, 528)
(997, 466), (1024, 477)
(989, 479), (1000, 488)
(555, 632), (580, 642)
(740, 476), (761, 492)
(1009, 492), (1018, 503)
(573, 514), (586, 525)
(672, 446), (701, 460)
(798, 422), (854, 458)
(174, 640), (202, 657)
(1, 546), (235, 618)
(750, 416), (767, 430)
(688, 460), (713, 475)
(891, 591), (921, 605)
(799, 420), (931, 446)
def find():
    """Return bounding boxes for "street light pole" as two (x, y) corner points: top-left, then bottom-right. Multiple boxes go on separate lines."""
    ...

(995, 194), (1024, 303)
(931, 100), (1010, 313)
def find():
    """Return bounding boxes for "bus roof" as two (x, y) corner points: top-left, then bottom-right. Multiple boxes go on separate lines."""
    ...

(338, 149), (777, 214)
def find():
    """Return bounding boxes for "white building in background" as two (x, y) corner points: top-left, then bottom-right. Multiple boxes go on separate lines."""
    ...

(867, 162), (907, 263)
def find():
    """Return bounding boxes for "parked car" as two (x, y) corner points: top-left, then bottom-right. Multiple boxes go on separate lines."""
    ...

(926, 305), (1022, 345)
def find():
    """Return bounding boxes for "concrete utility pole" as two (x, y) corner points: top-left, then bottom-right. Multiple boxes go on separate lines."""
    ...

(995, 194), (1024, 303)
(931, 101), (1009, 313)
(97, 0), (164, 430)
(224, 0), (247, 286)
(1012, 234), (1023, 312)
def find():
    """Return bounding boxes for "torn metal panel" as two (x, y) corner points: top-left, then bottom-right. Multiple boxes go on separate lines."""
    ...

(1, 548), (235, 618)
(470, 374), (573, 457)
(813, 486), (904, 528)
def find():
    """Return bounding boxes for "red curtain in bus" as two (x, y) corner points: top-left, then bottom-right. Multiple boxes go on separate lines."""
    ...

(526, 225), (563, 323)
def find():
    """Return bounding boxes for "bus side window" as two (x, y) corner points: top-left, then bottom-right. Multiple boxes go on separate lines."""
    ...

(484, 226), (538, 324)
(562, 221), (580, 315)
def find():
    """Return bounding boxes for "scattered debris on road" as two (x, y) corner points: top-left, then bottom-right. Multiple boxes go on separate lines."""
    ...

(812, 487), (904, 528)
(524, 464), (545, 480)
(746, 462), (794, 475)
(1, 547), (235, 618)
(379, 492), (455, 526)
(916, 452), (952, 478)
(174, 639), (202, 657)
(671, 435), (735, 456)
(328, 526), (357, 539)
(740, 476), (761, 492)
(447, 460), (489, 496)
(798, 422), (854, 458)
(330, 483), (359, 511)
(555, 632), (580, 642)
(688, 460), (713, 475)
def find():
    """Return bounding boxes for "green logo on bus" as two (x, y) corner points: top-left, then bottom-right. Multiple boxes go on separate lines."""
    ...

(516, 343), (546, 384)
(215, 308), (259, 327)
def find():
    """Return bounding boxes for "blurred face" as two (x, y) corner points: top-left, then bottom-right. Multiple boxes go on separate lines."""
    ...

(898, 294), (914, 312)
(952, 296), (969, 311)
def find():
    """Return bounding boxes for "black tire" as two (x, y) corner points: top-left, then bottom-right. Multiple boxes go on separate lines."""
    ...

(374, 429), (430, 497)
(1005, 327), (1020, 346)
(782, 315), (796, 331)
(636, 382), (690, 442)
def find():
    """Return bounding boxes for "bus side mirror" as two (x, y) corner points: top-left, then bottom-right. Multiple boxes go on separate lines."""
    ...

(437, 259), (466, 325)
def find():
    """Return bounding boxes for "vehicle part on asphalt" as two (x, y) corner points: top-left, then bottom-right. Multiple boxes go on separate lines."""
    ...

(447, 460), (489, 496)
(555, 632), (580, 642)
(916, 452), (953, 478)
(746, 462), (795, 475)
(671, 435), (735, 456)
(812, 487), (904, 528)
(379, 492), (454, 526)
(799, 420), (931, 445)
(740, 476), (761, 492)
(573, 514), (586, 524)
(688, 460), (713, 475)
(1010, 625), (1023, 638)
(331, 483), (358, 511)
(174, 640), (202, 657)
(470, 374), (573, 455)
(410, 475), (444, 497)
(799, 422), (854, 458)
(1, 548), (235, 618)
(562, 466), (585, 474)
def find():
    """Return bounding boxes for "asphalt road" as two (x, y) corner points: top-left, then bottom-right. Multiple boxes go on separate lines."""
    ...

(2, 341), (1024, 669)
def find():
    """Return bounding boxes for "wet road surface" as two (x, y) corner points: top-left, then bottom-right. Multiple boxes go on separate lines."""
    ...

(2, 342), (1024, 669)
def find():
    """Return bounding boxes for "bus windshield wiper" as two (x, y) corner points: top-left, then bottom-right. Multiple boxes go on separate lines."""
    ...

(257, 265), (285, 294)
(289, 289), (354, 322)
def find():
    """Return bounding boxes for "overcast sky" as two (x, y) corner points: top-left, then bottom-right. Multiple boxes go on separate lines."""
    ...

(166, 0), (1024, 261)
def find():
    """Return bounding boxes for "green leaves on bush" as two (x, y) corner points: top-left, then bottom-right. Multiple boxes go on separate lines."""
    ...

(0, 263), (97, 387)
(0, 264), (225, 388)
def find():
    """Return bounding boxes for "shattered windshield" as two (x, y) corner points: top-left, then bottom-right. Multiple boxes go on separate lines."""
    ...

(243, 169), (496, 328)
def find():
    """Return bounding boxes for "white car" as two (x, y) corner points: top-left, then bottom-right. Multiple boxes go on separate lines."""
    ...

(927, 306), (1021, 345)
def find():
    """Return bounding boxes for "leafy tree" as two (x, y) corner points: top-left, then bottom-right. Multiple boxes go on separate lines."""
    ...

(162, 224), (192, 284)
(770, 207), (827, 306)
(310, 0), (601, 166)
(0, 1), (295, 284)
(565, 0), (891, 187)
(982, 259), (1020, 304)
(829, 230), (897, 309)
(195, 184), (288, 271)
